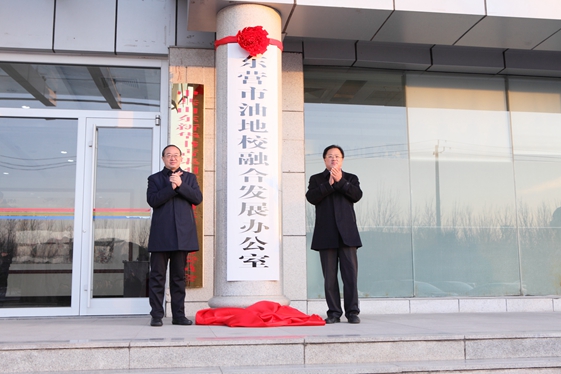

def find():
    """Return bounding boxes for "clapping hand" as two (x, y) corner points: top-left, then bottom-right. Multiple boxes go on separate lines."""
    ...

(330, 167), (342, 184)
(170, 171), (183, 189)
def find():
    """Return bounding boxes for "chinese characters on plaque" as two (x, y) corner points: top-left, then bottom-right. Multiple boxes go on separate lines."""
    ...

(227, 44), (280, 281)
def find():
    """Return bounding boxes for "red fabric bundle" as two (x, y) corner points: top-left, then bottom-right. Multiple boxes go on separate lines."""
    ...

(195, 300), (326, 327)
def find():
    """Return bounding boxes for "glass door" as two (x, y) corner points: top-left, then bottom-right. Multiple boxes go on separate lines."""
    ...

(80, 117), (158, 315)
(0, 117), (80, 317)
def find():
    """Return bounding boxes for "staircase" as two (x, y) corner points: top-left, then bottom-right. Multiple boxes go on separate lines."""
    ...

(1, 312), (561, 373)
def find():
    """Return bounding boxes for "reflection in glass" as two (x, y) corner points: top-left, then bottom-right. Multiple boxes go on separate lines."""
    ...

(408, 108), (516, 228)
(518, 228), (561, 295)
(0, 63), (160, 111)
(304, 67), (413, 299)
(510, 77), (561, 295)
(0, 118), (77, 307)
(92, 128), (152, 298)
(305, 67), (561, 299)
(510, 110), (561, 230)
(407, 73), (519, 297)
(412, 227), (520, 296)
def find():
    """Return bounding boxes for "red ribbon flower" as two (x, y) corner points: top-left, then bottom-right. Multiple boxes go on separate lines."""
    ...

(214, 26), (283, 57)
(236, 26), (270, 57)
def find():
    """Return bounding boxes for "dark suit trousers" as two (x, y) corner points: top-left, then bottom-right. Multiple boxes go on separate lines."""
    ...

(149, 251), (187, 319)
(319, 246), (359, 319)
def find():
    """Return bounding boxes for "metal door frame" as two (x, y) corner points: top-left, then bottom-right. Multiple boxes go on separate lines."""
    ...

(79, 116), (160, 315)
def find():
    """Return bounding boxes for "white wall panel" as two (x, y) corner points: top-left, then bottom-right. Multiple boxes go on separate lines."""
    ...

(487, 0), (561, 20)
(187, 0), (293, 34)
(296, 0), (392, 9)
(177, 0), (215, 49)
(116, 0), (175, 55)
(456, 0), (561, 50)
(287, 3), (392, 40)
(373, 12), (483, 45)
(535, 29), (561, 51)
(395, 0), (485, 15)
(0, 0), (54, 51)
(54, 0), (116, 53)
(456, 17), (561, 50)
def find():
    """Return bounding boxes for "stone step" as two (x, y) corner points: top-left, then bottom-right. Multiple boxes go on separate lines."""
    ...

(2, 312), (561, 373)
(16, 357), (561, 374)
(3, 333), (561, 373)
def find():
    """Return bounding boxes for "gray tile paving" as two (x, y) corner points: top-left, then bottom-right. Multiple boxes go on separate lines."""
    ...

(2, 312), (555, 343)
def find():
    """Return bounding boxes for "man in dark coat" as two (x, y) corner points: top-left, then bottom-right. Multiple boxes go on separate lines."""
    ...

(147, 145), (202, 326)
(306, 145), (362, 324)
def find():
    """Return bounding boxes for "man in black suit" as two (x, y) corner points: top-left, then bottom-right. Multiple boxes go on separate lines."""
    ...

(306, 145), (362, 324)
(147, 145), (202, 326)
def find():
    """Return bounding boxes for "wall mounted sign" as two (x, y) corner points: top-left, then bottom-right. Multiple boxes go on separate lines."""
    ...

(226, 43), (280, 281)
(170, 83), (204, 288)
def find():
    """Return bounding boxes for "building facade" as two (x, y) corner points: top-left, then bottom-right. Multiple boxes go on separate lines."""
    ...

(1, 0), (561, 318)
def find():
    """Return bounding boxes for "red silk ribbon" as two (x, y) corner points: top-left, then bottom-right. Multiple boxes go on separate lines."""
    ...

(214, 36), (284, 52)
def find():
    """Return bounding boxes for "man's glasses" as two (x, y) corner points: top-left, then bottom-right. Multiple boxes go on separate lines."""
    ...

(164, 154), (181, 159)
(326, 155), (341, 160)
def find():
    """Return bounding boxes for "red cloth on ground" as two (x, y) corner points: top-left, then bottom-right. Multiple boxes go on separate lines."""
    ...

(195, 300), (326, 327)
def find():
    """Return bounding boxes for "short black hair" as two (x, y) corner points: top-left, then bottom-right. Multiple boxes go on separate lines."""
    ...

(323, 145), (344, 159)
(162, 144), (182, 157)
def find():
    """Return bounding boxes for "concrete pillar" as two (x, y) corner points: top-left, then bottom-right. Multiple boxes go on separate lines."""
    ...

(210, 3), (289, 308)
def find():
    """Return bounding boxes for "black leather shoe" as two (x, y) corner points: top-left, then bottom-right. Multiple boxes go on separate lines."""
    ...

(347, 314), (360, 324)
(172, 317), (193, 326)
(324, 316), (341, 324)
(150, 317), (163, 327)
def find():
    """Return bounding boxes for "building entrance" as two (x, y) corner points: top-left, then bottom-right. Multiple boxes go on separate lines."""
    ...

(79, 117), (159, 315)
(0, 114), (160, 317)
(0, 55), (166, 317)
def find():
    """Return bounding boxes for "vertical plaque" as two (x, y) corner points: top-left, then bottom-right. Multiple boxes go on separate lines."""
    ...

(170, 83), (204, 288)
(226, 44), (280, 281)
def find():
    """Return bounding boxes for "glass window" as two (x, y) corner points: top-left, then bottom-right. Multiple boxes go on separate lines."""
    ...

(509, 76), (561, 295)
(304, 68), (543, 299)
(0, 63), (160, 111)
(306, 67), (561, 299)
(0, 117), (77, 307)
(406, 73), (519, 297)
(304, 67), (413, 299)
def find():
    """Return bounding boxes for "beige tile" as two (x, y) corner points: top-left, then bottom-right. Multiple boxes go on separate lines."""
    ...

(460, 298), (507, 313)
(282, 172), (307, 236)
(170, 48), (215, 67)
(360, 299), (411, 314)
(507, 298), (554, 312)
(410, 299), (459, 313)
(283, 111), (304, 141)
(283, 235), (308, 300)
(282, 52), (304, 112)
(282, 139), (305, 173)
